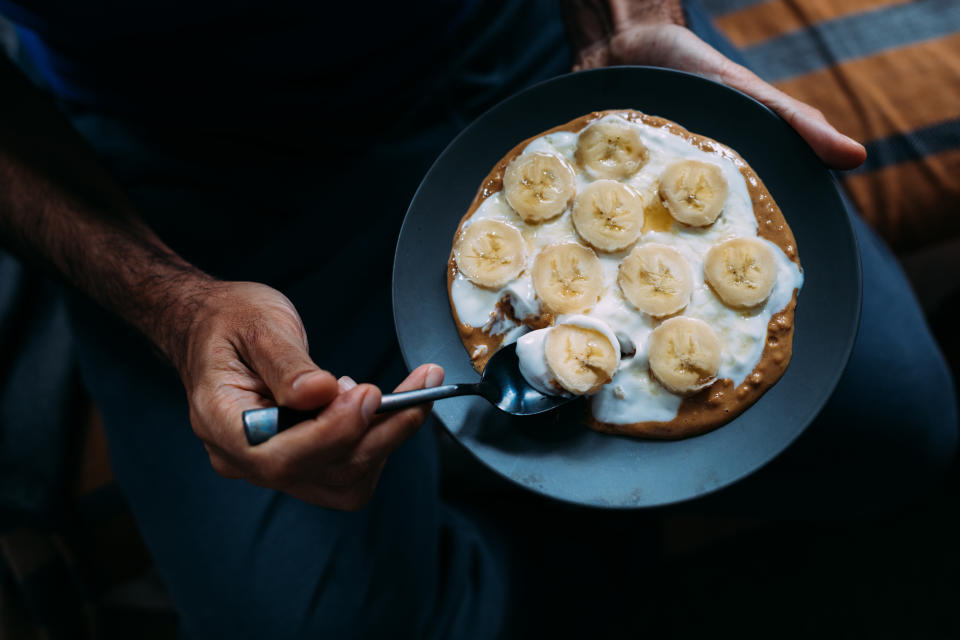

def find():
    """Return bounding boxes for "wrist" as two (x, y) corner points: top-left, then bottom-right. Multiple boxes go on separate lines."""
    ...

(608, 0), (684, 31)
(52, 211), (218, 371)
(140, 263), (221, 372)
(83, 223), (221, 370)
(565, 0), (685, 70)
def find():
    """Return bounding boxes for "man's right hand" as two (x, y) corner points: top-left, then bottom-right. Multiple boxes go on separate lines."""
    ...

(1, 51), (438, 511)
(172, 281), (443, 510)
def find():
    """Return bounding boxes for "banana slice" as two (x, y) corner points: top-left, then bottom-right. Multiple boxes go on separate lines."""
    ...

(532, 243), (603, 314)
(659, 160), (728, 226)
(503, 152), (576, 223)
(575, 118), (649, 179)
(704, 236), (778, 308)
(647, 317), (722, 395)
(572, 180), (645, 252)
(618, 244), (693, 317)
(453, 219), (527, 289)
(545, 323), (619, 395)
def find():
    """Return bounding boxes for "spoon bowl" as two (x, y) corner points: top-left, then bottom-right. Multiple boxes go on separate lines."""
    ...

(473, 342), (575, 415)
(242, 343), (575, 445)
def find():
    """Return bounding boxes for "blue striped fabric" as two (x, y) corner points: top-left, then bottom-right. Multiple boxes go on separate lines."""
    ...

(699, 0), (770, 15)
(852, 118), (960, 174)
(741, 0), (960, 82)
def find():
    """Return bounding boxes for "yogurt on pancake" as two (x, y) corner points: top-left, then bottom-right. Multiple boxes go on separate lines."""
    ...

(450, 114), (803, 427)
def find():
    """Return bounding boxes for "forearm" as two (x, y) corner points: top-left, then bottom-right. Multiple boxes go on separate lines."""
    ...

(562, 0), (684, 65)
(0, 54), (213, 364)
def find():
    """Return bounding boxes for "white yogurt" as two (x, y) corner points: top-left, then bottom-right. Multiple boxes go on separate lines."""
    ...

(516, 328), (557, 395)
(450, 114), (804, 425)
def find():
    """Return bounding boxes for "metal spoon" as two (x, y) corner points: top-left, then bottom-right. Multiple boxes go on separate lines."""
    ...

(242, 342), (576, 445)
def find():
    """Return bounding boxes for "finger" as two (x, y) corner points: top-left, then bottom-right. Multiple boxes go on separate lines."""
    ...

(390, 364), (442, 395)
(338, 376), (358, 392)
(237, 315), (339, 410)
(191, 379), (285, 453)
(204, 443), (246, 480)
(285, 464), (385, 511)
(719, 64), (867, 170)
(249, 384), (382, 483)
(359, 365), (444, 459)
(610, 25), (866, 170)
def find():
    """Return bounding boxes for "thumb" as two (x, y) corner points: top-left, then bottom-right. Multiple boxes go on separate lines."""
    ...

(240, 323), (339, 411)
(714, 60), (867, 170)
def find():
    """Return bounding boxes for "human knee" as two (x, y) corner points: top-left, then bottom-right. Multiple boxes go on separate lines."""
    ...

(863, 351), (957, 487)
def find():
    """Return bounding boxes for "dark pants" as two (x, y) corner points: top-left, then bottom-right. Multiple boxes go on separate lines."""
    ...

(65, 1), (956, 637)
(682, 0), (958, 516)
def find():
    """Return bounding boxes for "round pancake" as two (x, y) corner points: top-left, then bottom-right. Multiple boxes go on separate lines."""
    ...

(447, 109), (801, 439)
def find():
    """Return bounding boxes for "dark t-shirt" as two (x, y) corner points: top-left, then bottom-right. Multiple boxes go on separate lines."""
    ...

(0, 1), (476, 125)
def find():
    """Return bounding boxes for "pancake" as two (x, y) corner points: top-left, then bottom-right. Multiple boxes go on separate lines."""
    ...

(447, 109), (802, 439)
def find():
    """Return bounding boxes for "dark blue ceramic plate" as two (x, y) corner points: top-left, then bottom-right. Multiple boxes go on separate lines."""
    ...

(392, 67), (861, 508)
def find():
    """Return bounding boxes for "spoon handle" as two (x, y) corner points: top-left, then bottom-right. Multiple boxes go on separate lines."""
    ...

(378, 384), (475, 412)
(242, 384), (479, 445)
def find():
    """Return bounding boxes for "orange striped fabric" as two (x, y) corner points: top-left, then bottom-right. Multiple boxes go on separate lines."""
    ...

(844, 148), (960, 248)
(715, 0), (911, 48)
(773, 33), (960, 144)
(705, 0), (960, 252)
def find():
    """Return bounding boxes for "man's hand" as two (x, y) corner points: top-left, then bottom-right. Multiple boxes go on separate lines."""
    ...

(566, 9), (866, 170)
(0, 53), (439, 512)
(172, 281), (443, 510)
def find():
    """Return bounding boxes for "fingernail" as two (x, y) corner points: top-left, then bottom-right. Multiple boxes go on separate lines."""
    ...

(338, 376), (357, 392)
(362, 390), (380, 422)
(425, 366), (444, 388)
(292, 371), (315, 390)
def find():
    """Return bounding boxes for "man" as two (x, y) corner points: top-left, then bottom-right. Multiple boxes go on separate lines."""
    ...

(0, 0), (953, 636)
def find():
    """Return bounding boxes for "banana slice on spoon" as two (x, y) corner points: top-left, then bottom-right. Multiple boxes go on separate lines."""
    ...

(576, 118), (649, 179)
(618, 243), (694, 317)
(531, 242), (603, 314)
(544, 322), (620, 395)
(454, 219), (527, 288)
(572, 179), (645, 252)
(704, 236), (778, 308)
(659, 160), (728, 227)
(647, 317), (722, 395)
(503, 152), (576, 223)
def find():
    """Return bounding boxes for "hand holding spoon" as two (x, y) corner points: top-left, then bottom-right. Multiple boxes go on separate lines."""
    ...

(242, 343), (575, 445)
